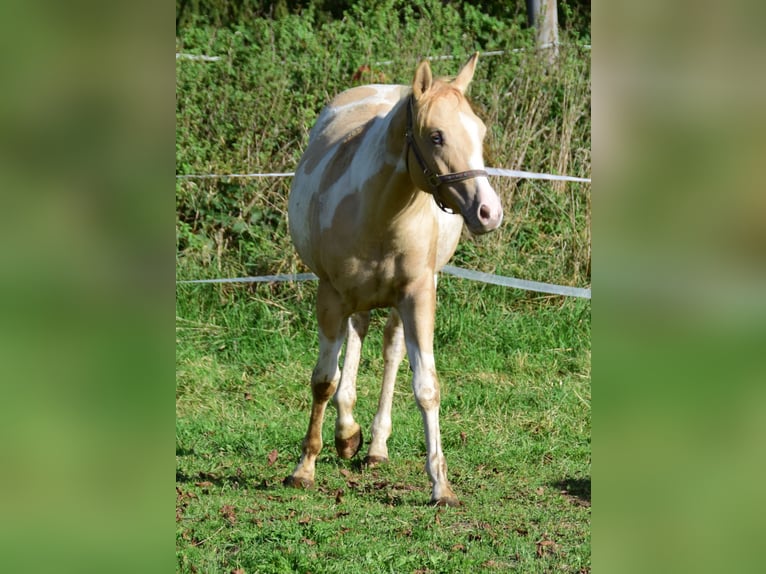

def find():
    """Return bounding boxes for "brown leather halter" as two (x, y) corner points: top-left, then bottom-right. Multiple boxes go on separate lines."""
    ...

(405, 96), (488, 214)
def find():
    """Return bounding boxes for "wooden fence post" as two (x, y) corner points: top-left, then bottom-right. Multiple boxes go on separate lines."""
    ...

(527, 0), (559, 63)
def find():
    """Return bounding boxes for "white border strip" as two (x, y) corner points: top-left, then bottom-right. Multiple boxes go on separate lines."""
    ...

(176, 169), (590, 183)
(176, 266), (590, 299)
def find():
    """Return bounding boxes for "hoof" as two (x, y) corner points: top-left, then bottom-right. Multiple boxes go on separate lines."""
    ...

(430, 496), (462, 508)
(335, 428), (363, 459)
(362, 455), (388, 467)
(283, 475), (314, 489)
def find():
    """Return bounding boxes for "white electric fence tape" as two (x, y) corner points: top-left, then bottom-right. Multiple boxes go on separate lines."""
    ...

(176, 53), (222, 61)
(176, 170), (590, 184)
(441, 265), (590, 299)
(176, 45), (590, 66)
(484, 168), (590, 183)
(177, 273), (317, 285)
(174, 170), (590, 297)
(375, 44), (590, 66)
(176, 267), (590, 299)
(176, 172), (296, 180)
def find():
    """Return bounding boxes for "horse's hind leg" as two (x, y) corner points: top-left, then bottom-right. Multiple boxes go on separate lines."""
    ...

(284, 282), (347, 489)
(365, 308), (405, 465)
(333, 311), (370, 458)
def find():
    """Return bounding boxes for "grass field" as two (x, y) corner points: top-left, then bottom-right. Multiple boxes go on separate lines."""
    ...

(176, 2), (590, 571)
(176, 277), (590, 573)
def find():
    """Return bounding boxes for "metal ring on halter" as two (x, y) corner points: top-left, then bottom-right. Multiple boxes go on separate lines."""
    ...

(404, 96), (488, 214)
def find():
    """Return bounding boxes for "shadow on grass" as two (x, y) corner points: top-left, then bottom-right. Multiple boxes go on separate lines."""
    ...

(176, 468), (286, 492)
(552, 476), (591, 507)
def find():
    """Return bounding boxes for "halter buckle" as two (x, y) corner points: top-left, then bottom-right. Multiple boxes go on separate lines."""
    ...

(425, 171), (441, 191)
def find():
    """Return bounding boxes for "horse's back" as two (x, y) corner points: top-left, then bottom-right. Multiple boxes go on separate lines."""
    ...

(288, 84), (408, 273)
(308, 84), (408, 149)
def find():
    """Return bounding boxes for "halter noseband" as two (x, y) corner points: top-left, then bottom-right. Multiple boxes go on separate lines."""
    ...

(404, 96), (488, 214)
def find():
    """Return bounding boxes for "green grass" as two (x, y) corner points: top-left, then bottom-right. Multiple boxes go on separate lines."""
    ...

(176, 278), (590, 573)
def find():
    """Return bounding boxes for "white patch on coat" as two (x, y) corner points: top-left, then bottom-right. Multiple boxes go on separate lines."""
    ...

(458, 110), (485, 171)
(317, 90), (403, 231)
(290, 85), (410, 261)
(457, 110), (502, 225)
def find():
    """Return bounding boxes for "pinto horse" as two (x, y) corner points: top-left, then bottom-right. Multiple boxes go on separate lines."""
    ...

(285, 53), (503, 506)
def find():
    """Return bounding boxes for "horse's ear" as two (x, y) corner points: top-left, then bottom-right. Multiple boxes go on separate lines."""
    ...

(412, 60), (433, 100)
(453, 52), (479, 94)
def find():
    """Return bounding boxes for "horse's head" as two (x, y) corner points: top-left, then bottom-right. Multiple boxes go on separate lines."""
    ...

(407, 53), (503, 235)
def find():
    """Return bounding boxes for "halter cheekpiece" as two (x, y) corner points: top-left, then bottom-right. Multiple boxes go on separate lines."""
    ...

(404, 96), (488, 214)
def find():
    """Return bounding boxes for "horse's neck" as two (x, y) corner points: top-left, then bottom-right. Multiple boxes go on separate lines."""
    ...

(355, 95), (407, 173)
(361, 96), (433, 223)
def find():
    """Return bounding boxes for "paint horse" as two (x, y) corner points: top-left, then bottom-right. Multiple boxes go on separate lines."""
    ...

(285, 53), (503, 506)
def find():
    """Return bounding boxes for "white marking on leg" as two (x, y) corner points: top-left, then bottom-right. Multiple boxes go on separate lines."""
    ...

(399, 290), (458, 504)
(334, 313), (369, 444)
(289, 327), (345, 484)
(368, 310), (405, 461)
(407, 343), (454, 501)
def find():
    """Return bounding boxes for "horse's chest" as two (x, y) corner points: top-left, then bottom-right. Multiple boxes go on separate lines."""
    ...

(326, 253), (419, 310)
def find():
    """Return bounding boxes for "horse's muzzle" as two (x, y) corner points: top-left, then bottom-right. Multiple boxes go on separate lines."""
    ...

(450, 181), (503, 234)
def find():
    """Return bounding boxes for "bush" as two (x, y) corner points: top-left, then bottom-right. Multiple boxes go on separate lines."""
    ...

(176, 0), (591, 286)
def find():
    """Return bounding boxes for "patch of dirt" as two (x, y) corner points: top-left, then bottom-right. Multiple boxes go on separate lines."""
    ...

(535, 533), (560, 557)
(220, 504), (237, 525)
(176, 487), (197, 522)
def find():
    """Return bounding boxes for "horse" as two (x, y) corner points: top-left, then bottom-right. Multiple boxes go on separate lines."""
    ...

(284, 53), (503, 506)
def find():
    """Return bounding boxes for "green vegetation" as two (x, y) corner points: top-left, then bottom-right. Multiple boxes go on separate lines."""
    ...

(177, 1), (590, 571)
(176, 0), (591, 36)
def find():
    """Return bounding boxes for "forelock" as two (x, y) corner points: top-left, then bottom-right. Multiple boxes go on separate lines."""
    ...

(416, 82), (466, 126)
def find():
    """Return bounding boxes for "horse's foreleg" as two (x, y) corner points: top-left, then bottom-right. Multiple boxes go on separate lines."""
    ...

(365, 308), (405, 465)
(284, 283), (347, 489)
(333, 311), (369, 458)
(398, 277), (460, 507)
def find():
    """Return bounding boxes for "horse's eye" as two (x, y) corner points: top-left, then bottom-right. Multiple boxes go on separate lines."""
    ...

(430, 131), (444, 146)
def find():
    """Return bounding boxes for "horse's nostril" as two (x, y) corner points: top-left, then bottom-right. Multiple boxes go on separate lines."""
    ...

(479, 204), (491, 222)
